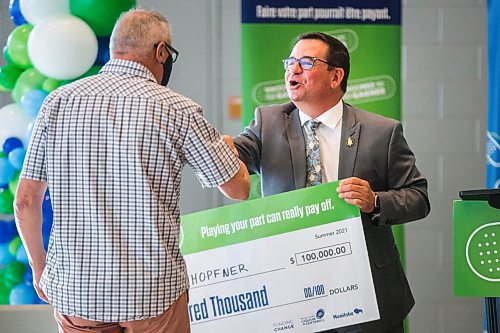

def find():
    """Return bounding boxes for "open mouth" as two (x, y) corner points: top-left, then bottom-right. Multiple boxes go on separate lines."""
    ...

(288, 80), (300, 88)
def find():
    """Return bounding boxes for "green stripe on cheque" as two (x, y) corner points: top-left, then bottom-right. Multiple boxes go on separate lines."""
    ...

(180, 181), (360, 255)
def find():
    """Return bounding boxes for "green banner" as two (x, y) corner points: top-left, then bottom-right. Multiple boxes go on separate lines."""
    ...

(453, 200), (500, 297)
(241, 24), (400, 126)
(180, 181), (359, 255)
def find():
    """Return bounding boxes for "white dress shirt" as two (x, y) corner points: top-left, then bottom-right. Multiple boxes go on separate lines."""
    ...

(299, 100), (343, 182)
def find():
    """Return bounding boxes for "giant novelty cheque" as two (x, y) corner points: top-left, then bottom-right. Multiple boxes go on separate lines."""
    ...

(180, 181), (379, 332)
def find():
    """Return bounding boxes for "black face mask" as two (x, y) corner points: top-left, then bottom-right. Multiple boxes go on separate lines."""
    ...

(161, 56), (173, 86)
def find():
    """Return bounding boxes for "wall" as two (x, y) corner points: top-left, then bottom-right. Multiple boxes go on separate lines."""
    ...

(402, 0), (487, 331)
(0, 0), (488, 331)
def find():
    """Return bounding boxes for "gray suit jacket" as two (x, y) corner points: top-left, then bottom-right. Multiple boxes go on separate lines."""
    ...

(234, 101), (430, 332)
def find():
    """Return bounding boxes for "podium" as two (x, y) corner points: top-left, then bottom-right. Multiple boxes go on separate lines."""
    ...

(453, 189), (500, 333)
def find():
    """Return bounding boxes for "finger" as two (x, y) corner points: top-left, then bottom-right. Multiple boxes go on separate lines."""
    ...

(337, 184), (368, 195)
(339, 177), (368, 187)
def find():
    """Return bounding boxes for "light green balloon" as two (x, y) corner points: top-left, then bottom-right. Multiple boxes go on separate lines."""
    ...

(9, 172), (20, 196)
(8, 237), (21, 256)
(12, 68), (46, 103)
(42, 78), (61, 92)
(6, 24), (33, 69)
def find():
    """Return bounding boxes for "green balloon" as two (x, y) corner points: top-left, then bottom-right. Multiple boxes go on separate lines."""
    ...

(0, 152), (6, 159)
(0, 281), (10, 305)
(80, 65), (102, 78)
(6, 24), (33, 69)
(9, 171), (20, 195)
(42, 78), (61, 92)
(12, 67), (46, 103)
(3, 261), (26, 289)
(0, 63), (24, 92)
(0, 188), (15, 215)
(60, 65), (102, 86)
(8, 237), (22, 256)
(3, 46), (13, 64)
(70, 0), (136, 37)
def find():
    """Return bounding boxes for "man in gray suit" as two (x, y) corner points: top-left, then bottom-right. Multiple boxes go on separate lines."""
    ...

(233, 32), (430, 333)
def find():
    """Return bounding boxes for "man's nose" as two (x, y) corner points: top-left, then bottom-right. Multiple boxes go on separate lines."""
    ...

(289, 61), (303, 74)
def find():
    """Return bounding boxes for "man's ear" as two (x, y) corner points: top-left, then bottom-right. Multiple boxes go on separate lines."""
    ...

(330, 67), (345, 90)
(155, 41), (168, 64)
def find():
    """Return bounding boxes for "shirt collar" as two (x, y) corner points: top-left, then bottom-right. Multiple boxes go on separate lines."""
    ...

(99, 59), (157, 83)
(299, 99), (343, 130)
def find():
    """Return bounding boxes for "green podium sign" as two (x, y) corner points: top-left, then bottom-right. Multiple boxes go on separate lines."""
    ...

(453, 200), (500, 296)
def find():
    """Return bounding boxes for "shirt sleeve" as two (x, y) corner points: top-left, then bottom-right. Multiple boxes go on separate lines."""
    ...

(184, 109), (240, 188)
(20, 102), (48, 182)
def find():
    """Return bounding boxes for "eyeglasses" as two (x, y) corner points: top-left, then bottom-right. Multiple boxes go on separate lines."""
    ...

(282, 56), (335, 71)
(154, 41), (179, 63)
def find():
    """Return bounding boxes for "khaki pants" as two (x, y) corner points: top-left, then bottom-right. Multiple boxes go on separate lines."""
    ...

(54, 292), (190, 333)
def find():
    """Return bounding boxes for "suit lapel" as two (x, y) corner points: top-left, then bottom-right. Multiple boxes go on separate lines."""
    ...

(338, 103), (360, 179)
(285, 108), (306, 189)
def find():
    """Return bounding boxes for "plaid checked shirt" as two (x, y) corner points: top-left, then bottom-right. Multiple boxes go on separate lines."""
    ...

(21, 59), (240, 322)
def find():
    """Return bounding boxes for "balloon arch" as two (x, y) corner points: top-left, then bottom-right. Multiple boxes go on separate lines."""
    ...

(0, 0), (135, 305)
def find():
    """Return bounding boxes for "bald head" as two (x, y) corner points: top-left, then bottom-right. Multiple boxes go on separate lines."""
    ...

(110, 9), (171, 59)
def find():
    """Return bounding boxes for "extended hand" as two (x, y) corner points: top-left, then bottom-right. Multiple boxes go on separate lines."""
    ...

(337, 177), (376, 213)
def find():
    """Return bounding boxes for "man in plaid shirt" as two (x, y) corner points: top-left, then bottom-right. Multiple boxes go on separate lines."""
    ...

(14, 9), (249, 333)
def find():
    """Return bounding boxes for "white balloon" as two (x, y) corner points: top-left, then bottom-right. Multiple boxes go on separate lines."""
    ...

(28, 15), (98, 80)
(20, 0), (70, 26)
(0, 104), (34, 147)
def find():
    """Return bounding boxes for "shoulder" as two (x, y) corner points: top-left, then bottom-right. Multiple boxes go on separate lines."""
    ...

(256, 101), (296, 118)
(346, 103), (400, 129)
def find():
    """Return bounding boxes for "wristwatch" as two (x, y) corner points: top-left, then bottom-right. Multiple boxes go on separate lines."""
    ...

(371, 194), (381, 224)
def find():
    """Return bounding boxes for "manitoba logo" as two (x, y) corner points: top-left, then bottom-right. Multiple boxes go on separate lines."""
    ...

(332, 308), (363, 320)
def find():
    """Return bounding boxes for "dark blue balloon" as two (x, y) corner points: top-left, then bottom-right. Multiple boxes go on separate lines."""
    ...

(2, 137), (23, 155)
(0, 220), (17, 243)
(9, 0), (27, 26)
(23, 266), (33, 286)
(0, 242), (14, 265)
(95, 37), (111, 65)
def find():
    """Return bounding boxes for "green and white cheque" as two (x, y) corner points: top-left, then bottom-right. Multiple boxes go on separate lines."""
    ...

(180, 181), (379, 332)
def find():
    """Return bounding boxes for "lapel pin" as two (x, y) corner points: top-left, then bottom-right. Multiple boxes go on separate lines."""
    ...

(346, 136), (354, 147)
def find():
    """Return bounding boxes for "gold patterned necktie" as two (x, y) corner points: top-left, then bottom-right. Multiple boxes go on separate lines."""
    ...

(304, 119), (322, 187)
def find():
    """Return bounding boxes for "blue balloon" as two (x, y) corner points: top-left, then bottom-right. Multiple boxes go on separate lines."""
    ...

(95, 37), (111, 65)
(36, 296), (47, 304)
(25, 120), (35, 144)
(2, 137), (23, 155)
(16, 245), (29, 265)
(7, 147), (26, 170)
(20, 90), (48, 118)
(9, 282), (37, 304)
(0, 157), (15, 185)
(0, 220), (17, 243)
(9, 0), (27, 26)
(23, 266), (33, 286)
(0, 242), (14, 265)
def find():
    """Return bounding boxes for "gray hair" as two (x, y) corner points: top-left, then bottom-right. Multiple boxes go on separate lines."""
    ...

(110, 9), (171, 58)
